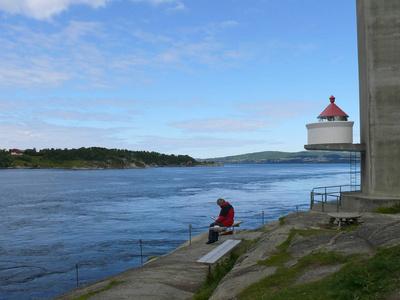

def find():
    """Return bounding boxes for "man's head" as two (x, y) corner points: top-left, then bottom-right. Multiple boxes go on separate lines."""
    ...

(216, 198), (225, 206)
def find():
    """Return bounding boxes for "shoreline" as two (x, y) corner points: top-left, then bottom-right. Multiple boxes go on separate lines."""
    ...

(1, 163), (222, 170)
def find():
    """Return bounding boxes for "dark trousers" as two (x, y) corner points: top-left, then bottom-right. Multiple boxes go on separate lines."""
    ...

(208, 221), (224, 242)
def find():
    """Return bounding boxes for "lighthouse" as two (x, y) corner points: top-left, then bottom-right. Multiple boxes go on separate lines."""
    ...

(306, 95), (354, 145)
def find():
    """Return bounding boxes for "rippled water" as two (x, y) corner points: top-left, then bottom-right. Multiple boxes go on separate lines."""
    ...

(0, 164), (350, 299)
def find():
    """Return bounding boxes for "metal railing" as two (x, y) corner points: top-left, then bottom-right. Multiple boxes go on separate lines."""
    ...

(310, 185), (361, 212)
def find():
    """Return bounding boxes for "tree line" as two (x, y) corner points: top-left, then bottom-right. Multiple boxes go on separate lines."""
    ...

(0, 147), (200, 168)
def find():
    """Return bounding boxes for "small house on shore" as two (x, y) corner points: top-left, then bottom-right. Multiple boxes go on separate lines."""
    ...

(10, 149), (24, 155)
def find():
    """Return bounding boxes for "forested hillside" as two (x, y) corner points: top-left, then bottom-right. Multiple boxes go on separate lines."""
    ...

(0, 147), (204, 169)
(203, 150), (351, 164)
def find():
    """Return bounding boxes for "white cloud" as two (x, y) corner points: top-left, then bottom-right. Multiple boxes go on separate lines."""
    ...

(131, 0), (183, 6)
(62, 20), (104, 41)
(0, 121), (122, 150)
(233, 100), (318, 119)
(0, 18), (247, 89)
(128, 0), (185, 12)
(131, 29), (172, 44)
(295, 42), (316, 56)
(169, 118), (279, 132)
(331, 55), (344, 64)
(167, 2), (185, 12)
(153, 41), (225, 66)
(166, 97), (214, 108)
(0, 96), (141, 129)
(0, 53), (71, 88)
(0, 0), (111, 20)
(40, 110), (134, 123)
(220, 21), (239, 28)
(0, 0), (185, 21)
(127, 135), (266, 154)
(0, 22), (111, 88)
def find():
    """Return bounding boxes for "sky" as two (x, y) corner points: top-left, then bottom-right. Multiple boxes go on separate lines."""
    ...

(0, 0), (360, 159)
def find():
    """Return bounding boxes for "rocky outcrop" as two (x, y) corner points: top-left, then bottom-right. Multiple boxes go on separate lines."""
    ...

(210, 211), (400, 300)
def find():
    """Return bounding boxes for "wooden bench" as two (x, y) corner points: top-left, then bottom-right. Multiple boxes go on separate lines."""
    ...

(196, 239), (242, 273)
(328, 212), (361, 230)
(209, 221), (243, 240)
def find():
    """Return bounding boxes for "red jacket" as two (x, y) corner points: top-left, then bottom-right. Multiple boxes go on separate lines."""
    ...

(216, 202), (234, 226)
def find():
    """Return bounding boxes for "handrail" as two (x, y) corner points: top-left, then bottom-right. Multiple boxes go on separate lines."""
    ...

(310, 185), (360, 212)
(312, 184), (354, 190)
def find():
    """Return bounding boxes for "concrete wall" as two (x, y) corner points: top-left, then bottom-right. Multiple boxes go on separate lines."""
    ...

(342, 192), (400, 212)
(357, 0), (400, 197)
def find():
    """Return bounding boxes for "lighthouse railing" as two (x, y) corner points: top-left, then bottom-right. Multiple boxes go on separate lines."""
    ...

(310, 185), (360, 212)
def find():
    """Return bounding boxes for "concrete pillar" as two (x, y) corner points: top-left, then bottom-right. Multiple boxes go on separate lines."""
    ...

(357, 0), (400, 197)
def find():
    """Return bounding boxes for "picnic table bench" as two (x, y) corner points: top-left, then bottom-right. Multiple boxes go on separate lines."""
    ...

(328, 212), (361, 230)
(209, 221), (243, 240)
(196, 239), (242, 273)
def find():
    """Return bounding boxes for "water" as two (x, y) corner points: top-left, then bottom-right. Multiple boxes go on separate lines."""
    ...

(0, 164), (350, 299)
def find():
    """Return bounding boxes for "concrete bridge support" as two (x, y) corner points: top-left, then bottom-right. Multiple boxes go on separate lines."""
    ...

(342, 0), (400, 211)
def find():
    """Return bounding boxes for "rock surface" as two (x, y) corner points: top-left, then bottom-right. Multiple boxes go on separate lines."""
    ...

(55, 211), (400, 300)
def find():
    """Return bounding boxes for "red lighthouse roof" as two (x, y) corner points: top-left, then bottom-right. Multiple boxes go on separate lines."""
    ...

(318, 95), (349, 119)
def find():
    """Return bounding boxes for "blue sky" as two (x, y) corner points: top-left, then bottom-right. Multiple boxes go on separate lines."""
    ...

(0, 0), (359, 159)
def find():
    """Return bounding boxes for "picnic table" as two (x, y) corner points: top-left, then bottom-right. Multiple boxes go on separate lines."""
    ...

(328, 212), (361, 229)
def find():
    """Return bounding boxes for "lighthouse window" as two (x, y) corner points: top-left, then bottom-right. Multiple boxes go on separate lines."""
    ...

(336, 116), (348, 121)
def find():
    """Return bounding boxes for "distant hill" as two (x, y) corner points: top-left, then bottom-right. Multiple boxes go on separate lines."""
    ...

(202, 150), (351, 164)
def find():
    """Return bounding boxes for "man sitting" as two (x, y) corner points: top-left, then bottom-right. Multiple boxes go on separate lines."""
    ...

(207, 198), (234, 244)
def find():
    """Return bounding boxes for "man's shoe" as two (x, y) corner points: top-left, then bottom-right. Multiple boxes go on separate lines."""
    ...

(206, 240), (216, 244)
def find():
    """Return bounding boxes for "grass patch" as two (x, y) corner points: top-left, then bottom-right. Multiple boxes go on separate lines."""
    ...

(276, 229), (297, 253)
(297, 251), (351, 267)
(243, 251), (352, 299)
(277, 229), (330, 253)
(342, 224), (359, 232)
(250, 237), (261, 246)
(279, 216), (286, 225)
(239, 245), (400, 300)
(250, 228), (357, 299)
(372, 202), (400, 214)
(258, 229), (333, 268)
(258, 251), (293, 267)
(240, 251), (356, 299)
(72, 280), (124, 300)
(146, 256), (158, 262)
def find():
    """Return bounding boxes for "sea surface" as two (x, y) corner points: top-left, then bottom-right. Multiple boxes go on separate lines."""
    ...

(0, 163), (350, 299)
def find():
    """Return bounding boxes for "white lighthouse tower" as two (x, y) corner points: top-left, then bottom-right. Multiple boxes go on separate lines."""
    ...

(306, 95), (354, 145)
